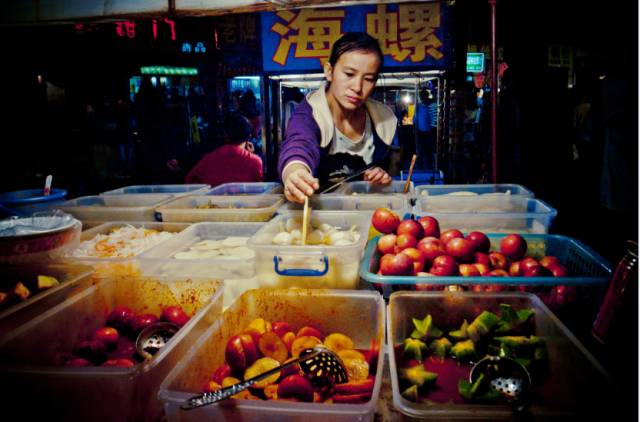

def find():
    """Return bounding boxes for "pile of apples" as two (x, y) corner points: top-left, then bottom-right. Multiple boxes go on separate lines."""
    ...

(55, 305), (190, 368)
(371, 208), (570, 280)
(204, 318), (378, 403)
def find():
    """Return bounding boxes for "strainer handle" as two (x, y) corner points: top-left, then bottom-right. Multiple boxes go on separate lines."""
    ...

(181, 352), (316, 410)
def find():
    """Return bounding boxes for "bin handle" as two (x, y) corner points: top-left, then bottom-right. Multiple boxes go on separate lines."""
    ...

(273, 256), (329, 277)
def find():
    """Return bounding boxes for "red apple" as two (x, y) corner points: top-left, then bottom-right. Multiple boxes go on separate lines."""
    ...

(445, 238), (475, 262)
(397, 219), (423, 239)
(411, 261), (424, 275)
(539, 256), (562, 269)
(73, 340), (108, 365)
(296, 326), (324, 339)
(473, 263), (491, 276)
(161, 305), (190, 327)
(400, 247), (426, 265)
(489, 269), (509, 277)
(106, 306), (135, 333)
(440, 229), (464, 245)
(395, 234), (418, 251)
(93, 327), (119, 348)
(547, 263), (569, 277)
(459, 263), (481, 277)
(377, 234), (397, 255)
(212, 364), (233, 384)
(500, 234), (528, 260)
(277, 374), (314, 402)
(418, 216), (440, 238)
(474, 252), (491, 266)
(129, 314), (159, 336)
(271, 321), (292, 338)
(417, 237), (446, 263)
(509, 261), (522, 277)
(522, 265), (552, 277)
(371, 208), (400, 234)
(489, 252), (509, 270)
(430, 255), (459, 276)
(415, 281), (437, 291)
(519, 257), (540, 274)
(380, 253), (413, 276)
(466, 231), (491, 253)
(225, 334), (259, 372)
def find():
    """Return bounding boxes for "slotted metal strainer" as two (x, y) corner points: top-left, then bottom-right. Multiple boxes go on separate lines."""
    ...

(469, 356), (532, 411)
(181, 345), (348, 410)
(135, 322), (180, 360)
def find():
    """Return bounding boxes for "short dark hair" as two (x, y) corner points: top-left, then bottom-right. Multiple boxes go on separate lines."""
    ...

(329, 32), (384, 74)
(225, 112), (253, 144)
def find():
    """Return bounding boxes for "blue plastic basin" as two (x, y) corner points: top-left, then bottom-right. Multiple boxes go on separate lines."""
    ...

(0, 189), (67, 206)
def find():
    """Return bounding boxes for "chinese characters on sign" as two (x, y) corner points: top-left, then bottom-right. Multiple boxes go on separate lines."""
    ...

(271, 9), (345, 65)
(366, 3), (443, 63)
(114, 18), (176, 40)
(262, 2), (449, 71)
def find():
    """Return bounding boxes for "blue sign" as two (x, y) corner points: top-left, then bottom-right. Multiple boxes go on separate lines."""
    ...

(261, 2), (451, 72)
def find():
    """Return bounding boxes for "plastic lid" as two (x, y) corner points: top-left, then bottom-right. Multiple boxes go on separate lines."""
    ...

(0, 210), (79, 237)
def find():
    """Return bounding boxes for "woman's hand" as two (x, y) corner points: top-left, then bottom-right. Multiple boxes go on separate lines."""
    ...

(363, 167), (392, 185)
(283, 163), (319, 204)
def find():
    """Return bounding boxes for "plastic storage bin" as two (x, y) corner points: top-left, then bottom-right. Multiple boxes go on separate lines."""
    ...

(332, 180), (414, 195)
(139, 222), (265, 307)
(0, 267), (224, 422)
(415, 183), (534, 198)
(100, 184), (210, 196)
(413, 197), (557, 233)
(360, 233), (611, 306)
(158, 288), (385, 422)
(0, 262), (93, 337)
(401, 169), (444, 185)
(387, 291), (615, 420)
(248, 211), (370, 289)
(278, 194), (409, 217)
(56, 194), (174, 223)
(67, 221), (189, 265)
(156, 194), (283, 223)
(205, 182), (283, 195)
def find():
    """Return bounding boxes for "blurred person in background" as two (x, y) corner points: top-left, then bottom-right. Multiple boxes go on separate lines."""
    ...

(185, 112), (263, 187)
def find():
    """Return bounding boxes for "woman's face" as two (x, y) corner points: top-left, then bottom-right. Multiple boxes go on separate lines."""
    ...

(324, 50), (381, 111)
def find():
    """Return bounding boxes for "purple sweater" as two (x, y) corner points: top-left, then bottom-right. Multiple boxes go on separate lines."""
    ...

(277, 99), (321, 179)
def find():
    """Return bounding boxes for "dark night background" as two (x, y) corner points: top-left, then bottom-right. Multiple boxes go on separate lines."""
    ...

(0, 0), (636, 417)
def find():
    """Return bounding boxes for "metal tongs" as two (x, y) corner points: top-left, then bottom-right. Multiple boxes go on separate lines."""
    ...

(181, 345), (348, 410)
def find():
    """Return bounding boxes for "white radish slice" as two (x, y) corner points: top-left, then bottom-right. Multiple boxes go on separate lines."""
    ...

(221, 236), (249, 247)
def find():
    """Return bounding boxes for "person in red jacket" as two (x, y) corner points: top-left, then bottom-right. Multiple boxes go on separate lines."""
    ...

(185, 112), (263, 186)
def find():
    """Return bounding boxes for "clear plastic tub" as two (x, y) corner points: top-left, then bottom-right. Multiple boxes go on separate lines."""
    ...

(156, 194), (283, 223)
(248, 211), (370, 289)
(413, 198), (557, 233)
(0, 266), (224, 422)
(332, 180), (414, 195)
(205, 182), (283, 195)
(139, 222), (266, 308)
(158, 288), (385, 422)
(278, 194), (409, 217)
(100, 184), (210, 196)
(415, 184), (535, 214)
(67, 221), (189, 266)
(0, 262), (93, 337)
(415, 183), (534, 198)
(56, 194), (174, 223)
(387, 291), (615, 420)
